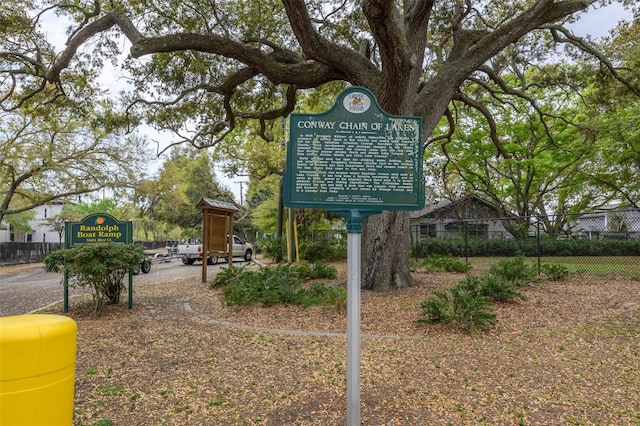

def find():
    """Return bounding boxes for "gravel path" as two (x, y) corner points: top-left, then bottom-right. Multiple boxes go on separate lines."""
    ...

(0, 263), (83, 316)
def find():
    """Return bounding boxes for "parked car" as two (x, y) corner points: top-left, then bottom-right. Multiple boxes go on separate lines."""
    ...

(177, 235), (253, 265)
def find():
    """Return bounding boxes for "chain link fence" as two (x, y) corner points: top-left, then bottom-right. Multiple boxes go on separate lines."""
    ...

(411, 209), (640, 278)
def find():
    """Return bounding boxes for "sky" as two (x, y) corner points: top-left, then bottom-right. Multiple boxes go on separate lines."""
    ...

(40, 2), (634, 203)
(568, 2), (629, 38)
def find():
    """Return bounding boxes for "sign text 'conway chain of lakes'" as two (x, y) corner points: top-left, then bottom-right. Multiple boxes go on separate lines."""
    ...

(285, 87), (424, 210)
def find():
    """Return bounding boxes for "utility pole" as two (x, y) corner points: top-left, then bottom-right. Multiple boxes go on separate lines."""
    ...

(234, 181), (246, 205)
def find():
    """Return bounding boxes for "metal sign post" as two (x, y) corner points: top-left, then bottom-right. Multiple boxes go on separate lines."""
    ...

(337, 209), (378, 426)
(346, 226), (361, 425)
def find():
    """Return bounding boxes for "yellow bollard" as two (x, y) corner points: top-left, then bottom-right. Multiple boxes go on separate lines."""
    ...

(0, 314), (77, 426)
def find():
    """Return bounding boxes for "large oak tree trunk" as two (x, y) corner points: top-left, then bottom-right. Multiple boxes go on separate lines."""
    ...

(361, 210), (413, 291)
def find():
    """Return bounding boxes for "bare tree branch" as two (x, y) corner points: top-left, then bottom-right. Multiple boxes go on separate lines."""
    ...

(425, 106), (455, 150)
(417, 0), (597, 132)
(543, 23), (640, 96)
(452, 91), (512, 158)
(281, 0), (379, 87)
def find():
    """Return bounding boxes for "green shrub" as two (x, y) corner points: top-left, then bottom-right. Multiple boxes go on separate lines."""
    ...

(416, 238), (463, 257)
(460, 275), (525, 303)
(286, 261), (337, 280)
(417, 290), (453, 324)
(465, 238), (524, 257)
(257, 235), (287, 263)
(488, 255), (537, 287)
(417, 285), (496, 332)
(210, 265), (247, 288)
(299, 282), (347, 310)
(219, 263), (344, 309)
(417, 255), (535, 332)
(300, 240), (347, 262)
(309, 261), (338, 279)
(43, 243), (145, 314)
(278, 261), (338, 281)
(288, 261), (312, 280)
(417, 236), (640, 257)
(540, 263), (570, 281)
(449, 285), (497, 332)
(222, 265), (298, 307)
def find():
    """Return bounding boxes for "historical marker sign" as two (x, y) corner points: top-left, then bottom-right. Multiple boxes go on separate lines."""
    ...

(284, 86), (424, 211)
(284, 87), (425, 425)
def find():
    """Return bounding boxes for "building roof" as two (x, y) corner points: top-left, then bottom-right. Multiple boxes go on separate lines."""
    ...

(410, 195), (507, 220)
(409, 199), (453, 219)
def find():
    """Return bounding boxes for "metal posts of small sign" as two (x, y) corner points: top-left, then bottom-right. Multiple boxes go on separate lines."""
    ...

(283, 87), (425, 425)
(63, 214), (133, 312)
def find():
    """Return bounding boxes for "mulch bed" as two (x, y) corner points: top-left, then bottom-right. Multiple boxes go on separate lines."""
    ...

(39, 262), (639, 425)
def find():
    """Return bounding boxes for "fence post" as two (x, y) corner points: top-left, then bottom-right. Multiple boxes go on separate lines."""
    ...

(464, 221), (469, 264)
(410, 225), (417, 262)
(536, 219), (541, 275)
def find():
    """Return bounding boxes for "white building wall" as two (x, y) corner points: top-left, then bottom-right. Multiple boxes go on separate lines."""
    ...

(0, 203), (65, 243)
(0, 225), (9, 243)
(30, 203), (64, 243)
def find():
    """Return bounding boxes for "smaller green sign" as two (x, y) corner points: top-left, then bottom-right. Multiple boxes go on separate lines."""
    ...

(65, 214), (132, 248)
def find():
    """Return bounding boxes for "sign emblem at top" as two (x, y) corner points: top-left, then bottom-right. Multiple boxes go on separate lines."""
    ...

(343, 91), (371, 114)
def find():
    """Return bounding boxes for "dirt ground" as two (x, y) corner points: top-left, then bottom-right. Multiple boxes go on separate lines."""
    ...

(36, 261), (640, 425)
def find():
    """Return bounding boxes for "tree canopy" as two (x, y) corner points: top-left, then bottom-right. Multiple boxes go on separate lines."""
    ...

(134, 149), (236, 240)
(1, 0), (638, 290)
(0, 97), (149, 223)
(424, 18), (640, 235)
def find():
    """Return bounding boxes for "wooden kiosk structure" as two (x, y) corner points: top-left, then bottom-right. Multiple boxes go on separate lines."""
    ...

(196, 198), (239, 283)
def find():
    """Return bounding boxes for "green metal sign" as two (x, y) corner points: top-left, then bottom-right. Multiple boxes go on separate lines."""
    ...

(65, 213), (132, 248)
(63, 213), (134, 312)
(284, 86), (424, 211)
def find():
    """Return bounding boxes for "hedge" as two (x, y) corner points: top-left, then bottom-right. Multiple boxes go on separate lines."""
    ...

(415, 237), (640, 258)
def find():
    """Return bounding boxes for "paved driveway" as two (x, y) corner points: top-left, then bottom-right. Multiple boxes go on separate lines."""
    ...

(0, 259), (211, 316)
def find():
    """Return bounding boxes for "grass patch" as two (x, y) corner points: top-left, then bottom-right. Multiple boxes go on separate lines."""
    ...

(463, 256), (640, 278)
(411, 254), (471, 273)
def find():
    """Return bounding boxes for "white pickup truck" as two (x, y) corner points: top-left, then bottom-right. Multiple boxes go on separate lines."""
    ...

(177, 235), (253, 265)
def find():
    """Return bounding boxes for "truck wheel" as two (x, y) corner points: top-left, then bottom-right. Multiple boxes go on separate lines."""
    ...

(182, 257), (195, 265)
(207, 256), (218, 265)
(244, 249), (253, 261)
(141, 261), (151, 273)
